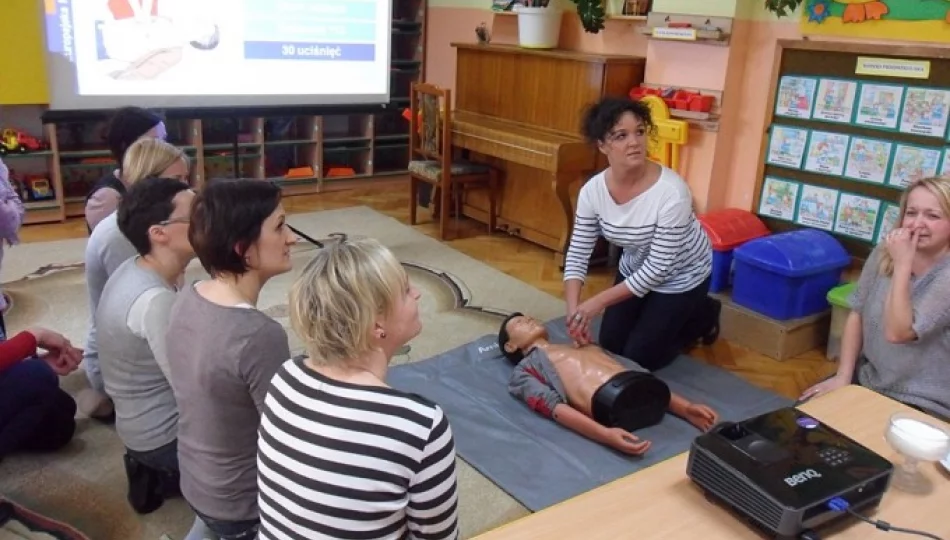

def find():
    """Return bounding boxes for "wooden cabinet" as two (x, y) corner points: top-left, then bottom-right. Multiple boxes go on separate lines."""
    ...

(451, 44), (645, 260)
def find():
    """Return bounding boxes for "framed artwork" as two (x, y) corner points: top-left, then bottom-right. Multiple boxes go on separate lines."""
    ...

(855, 83), (905, 131)
(766, 125), (809, 169)
(774, 75), (818, 119)
(803, 130), (850, 176)
(758, 176), (801, 222)
(898, 87), (950, 139)
(843, 136), (893, 185)
(875, 202), (902, 244)
(812, 78), (858, 124)
(887, 143), (941, 189)
(795, 184), (839, 231)
(940, 148), (950, 177)
(834, 192), (882, 242)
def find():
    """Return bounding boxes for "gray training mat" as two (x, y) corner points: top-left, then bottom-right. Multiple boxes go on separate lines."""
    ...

(386, 316), (793, 512)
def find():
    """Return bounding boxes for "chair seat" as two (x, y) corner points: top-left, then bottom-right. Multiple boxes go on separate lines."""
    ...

(408, 159), (490, 181)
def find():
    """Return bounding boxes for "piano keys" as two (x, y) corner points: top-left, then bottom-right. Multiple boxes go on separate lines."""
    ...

(449, 43), (646, 265)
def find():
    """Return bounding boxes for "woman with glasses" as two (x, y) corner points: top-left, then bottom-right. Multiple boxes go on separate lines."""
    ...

(563, 97), (720, 372)
(80, 137), (190, 423)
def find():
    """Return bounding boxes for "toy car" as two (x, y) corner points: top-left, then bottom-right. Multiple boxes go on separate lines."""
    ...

(0, 129), (48, 155)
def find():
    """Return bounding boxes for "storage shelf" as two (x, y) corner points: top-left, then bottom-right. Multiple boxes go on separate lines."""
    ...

(13, 0), (425, 224)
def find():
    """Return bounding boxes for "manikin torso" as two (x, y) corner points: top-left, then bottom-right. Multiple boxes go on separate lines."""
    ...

(539, 344), (625, 416)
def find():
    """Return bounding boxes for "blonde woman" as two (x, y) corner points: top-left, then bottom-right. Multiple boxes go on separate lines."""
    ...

(256, 238), (460, 540)
(801, 177), (950, 421)
(79, 138), (190, 421)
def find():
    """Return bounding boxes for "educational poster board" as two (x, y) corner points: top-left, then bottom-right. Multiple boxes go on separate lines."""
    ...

(753, 41), (950, 260)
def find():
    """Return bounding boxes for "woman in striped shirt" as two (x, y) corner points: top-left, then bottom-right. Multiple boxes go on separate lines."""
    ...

(257, 238), (459, 540)
(564, 97), (720, 371)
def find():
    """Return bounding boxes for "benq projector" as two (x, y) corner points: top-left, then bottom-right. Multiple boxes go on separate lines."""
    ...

(686, 407), (893, 539)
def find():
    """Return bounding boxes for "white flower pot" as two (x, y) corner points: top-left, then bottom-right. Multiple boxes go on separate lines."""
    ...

(515, 6), (563, 49)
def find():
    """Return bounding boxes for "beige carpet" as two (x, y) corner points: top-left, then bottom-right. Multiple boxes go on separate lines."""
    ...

(0, 206), (564, 540)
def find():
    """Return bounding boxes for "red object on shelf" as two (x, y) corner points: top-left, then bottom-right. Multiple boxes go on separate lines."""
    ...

(690, 95), (715, 113)
(700, 208), (770, 251)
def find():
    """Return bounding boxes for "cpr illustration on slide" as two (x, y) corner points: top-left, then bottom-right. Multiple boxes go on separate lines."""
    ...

(96, 0), (221, 80)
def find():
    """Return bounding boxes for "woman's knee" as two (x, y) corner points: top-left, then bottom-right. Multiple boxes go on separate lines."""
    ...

(9, 359), (60, 390)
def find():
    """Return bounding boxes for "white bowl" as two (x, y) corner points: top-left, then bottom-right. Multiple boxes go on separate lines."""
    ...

(885, 412), (950, 462)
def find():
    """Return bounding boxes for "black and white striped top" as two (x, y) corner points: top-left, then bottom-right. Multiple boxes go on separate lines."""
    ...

(257, 357), (460, 540)
(564, 166), (712, 296)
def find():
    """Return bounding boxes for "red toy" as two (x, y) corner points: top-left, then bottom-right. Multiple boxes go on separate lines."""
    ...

(0, 129), (48, 155)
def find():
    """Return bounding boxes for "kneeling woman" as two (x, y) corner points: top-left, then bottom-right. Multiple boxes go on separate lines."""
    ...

(564, 97), (719, 371)
(802, 176), (950, 420)
(257, 238), (459, 540)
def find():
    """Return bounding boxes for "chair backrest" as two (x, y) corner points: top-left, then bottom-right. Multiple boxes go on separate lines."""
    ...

(409, 83), (451, 166)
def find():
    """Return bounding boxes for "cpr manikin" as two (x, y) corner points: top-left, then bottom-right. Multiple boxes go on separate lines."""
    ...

(499, 312), (719, 456)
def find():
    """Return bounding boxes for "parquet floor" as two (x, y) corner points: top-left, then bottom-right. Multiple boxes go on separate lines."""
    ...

(18, 180), (837, 400)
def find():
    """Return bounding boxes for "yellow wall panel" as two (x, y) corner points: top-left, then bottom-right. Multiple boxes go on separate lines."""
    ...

(0, 0), (50, 105)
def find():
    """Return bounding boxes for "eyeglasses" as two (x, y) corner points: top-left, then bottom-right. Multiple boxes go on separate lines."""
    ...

(158, 217), (190, 226)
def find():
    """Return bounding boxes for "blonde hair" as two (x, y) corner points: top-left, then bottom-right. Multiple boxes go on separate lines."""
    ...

(879, 176), (950, 276)
(289, 237), (408, 365)
(121, 137), (188, 185)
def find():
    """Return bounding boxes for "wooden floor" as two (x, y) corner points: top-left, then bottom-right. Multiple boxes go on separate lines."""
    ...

(19, 180), (836, 400)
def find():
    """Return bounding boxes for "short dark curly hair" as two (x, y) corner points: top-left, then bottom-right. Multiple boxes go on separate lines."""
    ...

(580, 97), (655, 144)
(498, 312), (526, 364)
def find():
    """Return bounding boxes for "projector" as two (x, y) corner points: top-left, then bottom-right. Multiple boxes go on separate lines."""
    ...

(686, 407), (893, 539)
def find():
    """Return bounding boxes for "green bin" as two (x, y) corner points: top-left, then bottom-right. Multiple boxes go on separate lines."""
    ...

(826, 282), (856, 360)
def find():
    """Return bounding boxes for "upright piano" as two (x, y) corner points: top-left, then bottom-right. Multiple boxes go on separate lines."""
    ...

(450, 43), (646, 264)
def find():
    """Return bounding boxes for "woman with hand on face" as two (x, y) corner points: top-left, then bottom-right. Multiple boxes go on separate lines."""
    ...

(257, 238), (459, 540)
(563, 97), (720, 372)
(801, 176), (950, 420)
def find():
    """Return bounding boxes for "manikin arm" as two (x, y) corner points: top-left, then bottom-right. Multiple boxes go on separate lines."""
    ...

(668, 393), (718, 432)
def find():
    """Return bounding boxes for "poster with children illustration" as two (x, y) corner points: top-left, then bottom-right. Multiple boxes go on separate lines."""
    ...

(812, 79), (857, 124)
(843, 137), (892, 185)
(758, 176), (800, 222)
(875, 203), (901, 245)
(804, 131), (849, 176)
(898, 87), (950, 139)
(766, 126), (809, 169)
(795, 184), (839, 231)
(941, 148), (950, 177)
(834, 193), (881, 242)
(775, 76), (817, 119)
(855, 83), (904, 131)
(887, 144), (941, 189)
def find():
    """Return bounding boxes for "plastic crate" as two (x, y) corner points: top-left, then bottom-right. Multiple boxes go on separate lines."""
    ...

(825, 282), (856, 360)
(732, 229), (850, 321)
(699, 209), (770, 293)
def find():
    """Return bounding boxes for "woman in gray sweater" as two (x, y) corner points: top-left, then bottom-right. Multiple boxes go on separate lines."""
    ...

(165, 178), (297, 540)
(801, 176), (950, 421)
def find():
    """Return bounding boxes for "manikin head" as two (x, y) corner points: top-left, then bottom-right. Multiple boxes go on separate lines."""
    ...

(498, 312), (550, 364)
(879, 176), (950, 275)
(581, 97), (656, 172)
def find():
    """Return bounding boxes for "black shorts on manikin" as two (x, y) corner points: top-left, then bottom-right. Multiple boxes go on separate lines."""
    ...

(591, 371), (672, 432)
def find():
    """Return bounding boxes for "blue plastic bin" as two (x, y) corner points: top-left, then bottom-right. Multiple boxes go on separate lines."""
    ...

(731, 229), (850, 320)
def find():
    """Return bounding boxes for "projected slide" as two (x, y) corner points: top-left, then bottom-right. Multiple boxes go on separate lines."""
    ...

(43, 0), (392, 110)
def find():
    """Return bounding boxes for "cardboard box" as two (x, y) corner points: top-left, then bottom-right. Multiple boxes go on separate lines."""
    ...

(713, 292), (830, 361)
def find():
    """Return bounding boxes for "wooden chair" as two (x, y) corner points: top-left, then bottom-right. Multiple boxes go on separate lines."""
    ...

(408, 83), (497, 240)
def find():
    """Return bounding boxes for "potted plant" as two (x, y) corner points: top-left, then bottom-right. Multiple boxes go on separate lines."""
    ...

(765, 0), (805, 17)
(570, 0), (607, 33)
(515, 1), (564, 49)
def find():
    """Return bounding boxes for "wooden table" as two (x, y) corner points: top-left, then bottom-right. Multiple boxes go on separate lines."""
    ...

(474, 386), (950, 539)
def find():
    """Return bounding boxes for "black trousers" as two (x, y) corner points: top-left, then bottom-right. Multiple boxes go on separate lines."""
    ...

(0, 312), (76, 458)
(599, 272), (714, 372)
